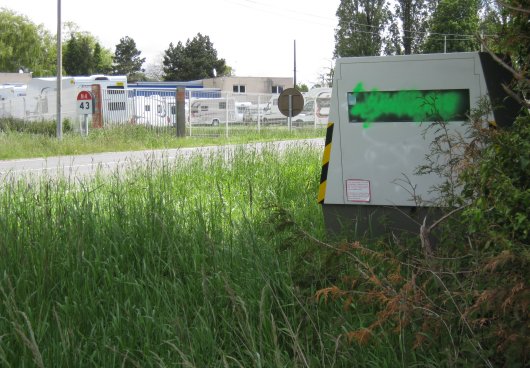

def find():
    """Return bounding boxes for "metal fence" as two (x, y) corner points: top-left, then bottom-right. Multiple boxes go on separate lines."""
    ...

(0, 87), (330, 136)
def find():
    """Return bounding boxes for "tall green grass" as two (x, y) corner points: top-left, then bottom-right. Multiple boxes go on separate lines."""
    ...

(0, 122), (325, 160)
(0, 145), (401, 367)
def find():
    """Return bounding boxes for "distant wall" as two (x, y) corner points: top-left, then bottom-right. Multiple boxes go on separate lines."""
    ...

(202, 76), (293, 94)
(0, 73), (32, 84)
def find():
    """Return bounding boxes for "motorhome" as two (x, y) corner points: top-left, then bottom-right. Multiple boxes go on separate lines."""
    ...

(0, 84), (27, 118)
(78, 75), (129, 125)
(131, 95), (171, 127)
(242, 103), (268, 123)
(0, 84), (26, 100)
(190, 98), (250, 125)
(261, 92), (329, 125)
(23, 77), (81, 121)
(261, 95), (287, 124)
(299, 87), (332, 125)
(21, 75), (128, 124)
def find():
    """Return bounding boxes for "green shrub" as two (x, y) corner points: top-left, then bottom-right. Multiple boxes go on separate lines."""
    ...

(0, 117), (71, 136)
(310, 112), (529, 367)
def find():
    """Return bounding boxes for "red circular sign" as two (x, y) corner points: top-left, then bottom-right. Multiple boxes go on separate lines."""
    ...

(77, 91), (92, 100)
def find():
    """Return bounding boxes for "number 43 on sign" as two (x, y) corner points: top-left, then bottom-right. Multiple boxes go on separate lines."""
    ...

(77, 91), (93, 115)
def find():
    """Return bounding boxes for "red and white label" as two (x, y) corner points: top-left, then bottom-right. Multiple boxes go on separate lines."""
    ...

(77, 91), (93, 114)
(77, 91), (92, 101)
(345, 179), (371, 203)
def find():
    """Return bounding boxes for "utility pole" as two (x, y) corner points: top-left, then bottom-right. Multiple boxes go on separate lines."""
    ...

(56, 0), (62, 140)
(293, 40), (296, 88)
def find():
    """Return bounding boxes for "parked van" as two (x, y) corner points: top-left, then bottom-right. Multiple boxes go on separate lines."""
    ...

(190, 98), (250, 125)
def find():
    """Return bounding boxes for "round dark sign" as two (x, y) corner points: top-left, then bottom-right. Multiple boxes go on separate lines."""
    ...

(278, 88), (304, 117)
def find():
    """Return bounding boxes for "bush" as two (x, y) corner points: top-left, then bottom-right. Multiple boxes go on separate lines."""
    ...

(312, 90), (529, 366)
(0, 117), (72, 136)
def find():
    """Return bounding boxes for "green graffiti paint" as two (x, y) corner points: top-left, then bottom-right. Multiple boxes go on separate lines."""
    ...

(353, 82), (364, 93)
(347, 85), (470, 125)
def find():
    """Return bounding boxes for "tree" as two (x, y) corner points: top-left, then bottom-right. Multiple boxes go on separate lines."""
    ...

(63, 28), (113, 76)
(113, 36), (146, 80)
(334, 0), (391, 58)
(386, 0), (435, 55)
(481, 0), (529, 71)
(296, 83), (309, 92)
(162, 33), (228, 81)
(63, 35), (93, 75)
(92, 43), (112, 75)
(422, 0), (480, 53)
(162, 42), (185, 81)
(0, 8), (56, 76)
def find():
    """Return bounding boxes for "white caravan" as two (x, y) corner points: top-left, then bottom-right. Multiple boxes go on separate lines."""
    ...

(299, 87), (332, 125)
(21, 75), (128, 123)
(261, 94), (287, 124)
(190, 98), (250, 125)
(0, 84), (27, 100)
(24, 77), (81, 121)
(131, 95), (171, 127)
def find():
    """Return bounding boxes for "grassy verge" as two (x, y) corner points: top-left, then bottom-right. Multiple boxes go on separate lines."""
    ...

(0, 120), (325, 160)
(0, 145), (402, 367)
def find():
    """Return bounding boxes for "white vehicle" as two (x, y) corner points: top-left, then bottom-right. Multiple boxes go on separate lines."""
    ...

(242, 103), (268, 123)
(261, 95), (287, 124)
(22, 75), (128, 124)
(0, 84), (26, 100)
(81, 75), (128, 124)
(24, 77), (81, 121)
(261, 93), (324, 125)
(300, 87), (332, 125)
(189, 98), (249, 126)
(164, 96), (189, 126)
(131, 95), (171, 127)
(0, 84), (27, 118)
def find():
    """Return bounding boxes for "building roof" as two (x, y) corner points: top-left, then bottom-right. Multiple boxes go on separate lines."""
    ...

(0, 72), (32, 84)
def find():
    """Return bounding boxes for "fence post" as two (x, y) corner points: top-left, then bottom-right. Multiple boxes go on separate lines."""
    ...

(188, 94), (192, 137)
(225, 93), (229, 138)
(176, 88), (186, 137)
(91, 85), (103, 128)
(288, 94), (292, 132)
(314, 99), (317, 130)
(257, 95), (261, 133)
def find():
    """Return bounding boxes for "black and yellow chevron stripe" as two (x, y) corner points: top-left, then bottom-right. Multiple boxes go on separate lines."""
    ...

(318, 122), (334, 204)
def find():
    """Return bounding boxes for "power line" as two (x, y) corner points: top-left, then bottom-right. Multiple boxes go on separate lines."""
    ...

(223, 0), (336, 28)
(340, 20), (499, 41)
(224, 0), (497, 41)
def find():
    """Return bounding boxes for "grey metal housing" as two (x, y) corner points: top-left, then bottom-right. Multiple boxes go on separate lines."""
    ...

(320, 52), (518, 237)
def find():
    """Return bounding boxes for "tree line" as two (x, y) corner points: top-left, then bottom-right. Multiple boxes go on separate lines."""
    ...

(1, 1), (526, 84)
(0, 8), (230, 82)
(334, 0), (509, 58)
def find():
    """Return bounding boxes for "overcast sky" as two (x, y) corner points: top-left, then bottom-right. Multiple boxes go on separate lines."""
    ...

(2, 0), (340, 86)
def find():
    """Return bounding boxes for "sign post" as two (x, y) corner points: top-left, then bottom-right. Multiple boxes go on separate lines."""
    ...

(77, 91), (93, 137)
(278, 88), (304, 131)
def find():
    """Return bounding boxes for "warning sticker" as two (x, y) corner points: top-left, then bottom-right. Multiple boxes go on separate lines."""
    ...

(345, 179), (371, 203)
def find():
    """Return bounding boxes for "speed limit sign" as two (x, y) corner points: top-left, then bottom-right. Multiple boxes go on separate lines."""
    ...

(77, 91), (93, 115)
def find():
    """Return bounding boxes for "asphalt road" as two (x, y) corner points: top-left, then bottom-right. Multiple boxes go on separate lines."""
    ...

(0, 138), (324, 181)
